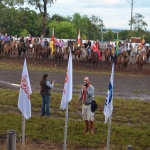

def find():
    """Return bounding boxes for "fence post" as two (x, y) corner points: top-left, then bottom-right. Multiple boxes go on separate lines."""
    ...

(128, 145), (132, 150)
(6, 130), (16, 150)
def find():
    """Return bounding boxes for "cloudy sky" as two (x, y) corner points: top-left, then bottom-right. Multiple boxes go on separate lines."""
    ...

(44, 0), (150, 30)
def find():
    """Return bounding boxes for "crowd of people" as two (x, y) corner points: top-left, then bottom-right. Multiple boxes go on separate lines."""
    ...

(0, 32), (149, 62)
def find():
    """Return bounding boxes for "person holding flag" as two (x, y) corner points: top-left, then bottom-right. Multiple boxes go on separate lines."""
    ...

(40, 74), (55, 116)
(78, 77), (95, 134)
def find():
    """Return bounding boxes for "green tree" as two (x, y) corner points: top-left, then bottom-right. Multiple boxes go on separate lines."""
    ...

(20, 29), (29, 37)
(145, 32), (150, 43)
(48, 20), (76, 39)
(104, 30), (114, 41)
(1, 0), (56, 37)
(119, 30), (130, 40)
(27, 0), (56, 37)
(1, 0), (24, 6)
(129, 13), (148, 36)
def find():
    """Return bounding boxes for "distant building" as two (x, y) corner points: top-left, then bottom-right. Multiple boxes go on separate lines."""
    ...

(131, 37), (141, 43)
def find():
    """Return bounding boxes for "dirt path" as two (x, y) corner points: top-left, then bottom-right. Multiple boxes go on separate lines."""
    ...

(0, 59), (150, 100)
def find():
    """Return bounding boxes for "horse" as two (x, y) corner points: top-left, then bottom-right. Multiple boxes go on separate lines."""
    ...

(137, 52), (146, 73)
(0, 40), (2, 56)
(73, 42), (82, 63)
(104, 48), (111, 64)
(18, 42), (27, 57)
(54, 46), (63, 66)
(88, 50), (99, 70)
(33, 45), (49, 61)
(117, 51), (129, 72)
(1, 41), (11, 58)
(80, 47), (88, 68)
(26, 41), (33, 55)
(146, 46), (150, 61)
(10, 41), (18, 58)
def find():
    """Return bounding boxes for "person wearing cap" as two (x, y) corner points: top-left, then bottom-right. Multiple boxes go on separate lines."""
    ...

(78, 77), (95, 134)
(40, 74), (55, 116)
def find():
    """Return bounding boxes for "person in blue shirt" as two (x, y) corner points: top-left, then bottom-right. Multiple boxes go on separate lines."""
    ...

(3, 33), (10, 43)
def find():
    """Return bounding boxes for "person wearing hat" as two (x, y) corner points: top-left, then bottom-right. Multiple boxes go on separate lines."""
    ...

(40, 74), (55, 116)
(78, 77), (95, 134)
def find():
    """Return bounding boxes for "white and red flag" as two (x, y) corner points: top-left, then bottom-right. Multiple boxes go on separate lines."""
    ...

(77, 29), (81, 46)
(18, 59), (32, 119)
(60, 50), (73, 110)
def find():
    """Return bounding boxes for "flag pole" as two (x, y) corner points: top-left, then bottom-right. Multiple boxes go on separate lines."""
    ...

(106, 116), (112, 150)
(22, 115), (25, 150)
(64, 104), (69, 150)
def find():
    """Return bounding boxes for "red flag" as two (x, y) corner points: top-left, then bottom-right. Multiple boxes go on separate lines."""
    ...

(77, 29), (80, 46)
(51, 27), (54, 42)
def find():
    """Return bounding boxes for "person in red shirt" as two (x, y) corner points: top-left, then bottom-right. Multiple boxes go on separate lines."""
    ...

(91, 41), (102, 61)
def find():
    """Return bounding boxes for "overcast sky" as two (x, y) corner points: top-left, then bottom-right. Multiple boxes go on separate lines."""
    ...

(43, 0), (149, 30)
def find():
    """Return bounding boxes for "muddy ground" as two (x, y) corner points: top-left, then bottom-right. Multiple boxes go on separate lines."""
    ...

(0, 57), (150, 100)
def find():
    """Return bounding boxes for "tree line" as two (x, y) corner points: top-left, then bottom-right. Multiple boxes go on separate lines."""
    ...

(0, 1), (150, 42)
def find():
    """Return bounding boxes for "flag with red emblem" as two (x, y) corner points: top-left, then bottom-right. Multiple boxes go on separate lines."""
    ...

(18, 59), (32, 119)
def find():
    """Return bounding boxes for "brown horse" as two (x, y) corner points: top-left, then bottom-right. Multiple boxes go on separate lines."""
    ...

(73, 42), (82, 62)
(33, 45), (49, 61)
(1, 41), (11, 58)
(10, 41), (18, 57)
(137, 52), (146, 73)
(104, 48), (111, 64)
(117, 51), (129, 72)
(54, 46), (63, 66)
(89, 50), (99, 69)
(17, 42), (27, 57)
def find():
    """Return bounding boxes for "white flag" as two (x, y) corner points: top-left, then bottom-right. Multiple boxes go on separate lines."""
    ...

(104, 63), (114, 123)
(18, 59), (32, 119)
(60, 50), (73, 110)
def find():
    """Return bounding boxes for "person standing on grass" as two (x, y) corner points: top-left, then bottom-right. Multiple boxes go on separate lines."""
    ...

(40, 74), (55, 116)
(78, 77), (95, 134)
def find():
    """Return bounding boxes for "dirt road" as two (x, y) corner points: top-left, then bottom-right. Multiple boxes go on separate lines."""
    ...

(0, 58), (150, 100)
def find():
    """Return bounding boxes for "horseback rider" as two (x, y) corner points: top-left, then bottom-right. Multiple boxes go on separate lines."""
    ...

(91, 41), (102, 61)
(20, 36), (24, 43)
(60, 40), (65, 54)
(28, 34), (32, 43)
(3, 33), (10, 43)
(44, 39), (49, 47)
(107, 41), (113, 50)
(86, 40), (91, 56)
(68, 39), (73, 52)
(110, 47), (117, 63)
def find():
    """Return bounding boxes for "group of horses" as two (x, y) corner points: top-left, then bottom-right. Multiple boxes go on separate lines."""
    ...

(104, 46), (149, 73)
(0, 39), (150, 73)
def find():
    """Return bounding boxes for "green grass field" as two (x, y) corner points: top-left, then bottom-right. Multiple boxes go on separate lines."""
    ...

(0, 89), (150, 150)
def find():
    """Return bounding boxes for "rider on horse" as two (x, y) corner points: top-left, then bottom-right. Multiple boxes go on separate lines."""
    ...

(91, 41), (102, 61)
(3, 33), (10, 43)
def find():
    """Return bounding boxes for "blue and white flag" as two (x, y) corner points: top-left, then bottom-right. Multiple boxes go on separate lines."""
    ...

(104, 63), (114, 123)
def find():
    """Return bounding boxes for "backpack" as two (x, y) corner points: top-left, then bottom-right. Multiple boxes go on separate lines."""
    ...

(91, 100), (98, 113)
